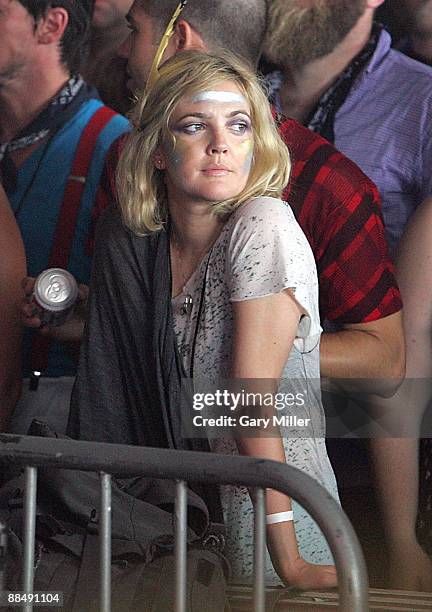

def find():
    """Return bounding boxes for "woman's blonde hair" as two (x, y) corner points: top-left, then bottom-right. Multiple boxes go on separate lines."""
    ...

(117, 50), (291, 235)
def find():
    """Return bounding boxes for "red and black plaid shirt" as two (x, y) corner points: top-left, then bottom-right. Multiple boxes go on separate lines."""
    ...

(95, 117), (402, 325)
(279, 116), (402, 324)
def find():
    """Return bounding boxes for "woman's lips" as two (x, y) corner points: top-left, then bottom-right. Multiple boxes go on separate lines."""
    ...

(202, 166), (231, 176)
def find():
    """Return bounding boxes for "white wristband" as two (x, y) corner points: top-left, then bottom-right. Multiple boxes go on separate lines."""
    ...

(265, 510), (294, 525)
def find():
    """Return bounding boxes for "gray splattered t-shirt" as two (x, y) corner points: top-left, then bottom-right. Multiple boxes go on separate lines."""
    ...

(172, 197), (339, 583)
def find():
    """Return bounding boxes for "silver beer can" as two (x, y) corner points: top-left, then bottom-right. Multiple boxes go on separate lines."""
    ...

(32, 268), (79, 327)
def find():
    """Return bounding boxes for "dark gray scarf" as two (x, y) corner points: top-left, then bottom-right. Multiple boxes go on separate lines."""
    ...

(67, 205), (223, 522)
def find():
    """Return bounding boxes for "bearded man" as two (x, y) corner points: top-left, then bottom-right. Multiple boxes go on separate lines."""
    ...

(264, 0), (432, 255)
(1, 0), (129, 434)
(82, 0), (133, 113)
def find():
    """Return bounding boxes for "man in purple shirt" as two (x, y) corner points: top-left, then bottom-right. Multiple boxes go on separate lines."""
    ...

(264, 0), (432, 255)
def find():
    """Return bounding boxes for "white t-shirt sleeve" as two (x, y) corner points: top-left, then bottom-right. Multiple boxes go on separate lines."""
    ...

(226, 197), (321, 351)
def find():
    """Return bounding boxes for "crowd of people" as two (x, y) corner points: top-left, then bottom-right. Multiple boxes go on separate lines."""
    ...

(1, 0), (432, 599)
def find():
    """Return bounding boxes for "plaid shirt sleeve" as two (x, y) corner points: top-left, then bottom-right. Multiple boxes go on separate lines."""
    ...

(279, 117), (402, 324)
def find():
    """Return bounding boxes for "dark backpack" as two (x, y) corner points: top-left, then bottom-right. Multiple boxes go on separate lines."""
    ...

(1, 430), (229, 611)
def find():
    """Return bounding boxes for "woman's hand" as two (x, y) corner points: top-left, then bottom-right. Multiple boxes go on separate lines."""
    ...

(266, 515), (337, 590)
(388, 541), (432, 592)
(278, 557), (337, 590)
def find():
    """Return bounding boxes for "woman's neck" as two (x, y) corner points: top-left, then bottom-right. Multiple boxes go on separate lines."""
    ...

(169, 199), (224, 256)
(169, 199), (224, 297)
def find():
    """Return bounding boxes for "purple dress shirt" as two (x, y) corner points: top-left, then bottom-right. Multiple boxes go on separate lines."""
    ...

(266, 29), (432, 255)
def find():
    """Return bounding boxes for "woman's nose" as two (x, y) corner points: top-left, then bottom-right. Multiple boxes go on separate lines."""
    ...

(207, 130), (229, 155)
(209, 143), (228, 154)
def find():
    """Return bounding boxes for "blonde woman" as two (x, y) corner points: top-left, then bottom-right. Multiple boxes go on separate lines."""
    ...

(0, 184), (26, 431)
(69, 51), (339, 588)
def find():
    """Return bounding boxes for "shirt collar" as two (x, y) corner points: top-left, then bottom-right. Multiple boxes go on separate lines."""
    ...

(364, 27), (392, 74)
(263, 24), (389, 115)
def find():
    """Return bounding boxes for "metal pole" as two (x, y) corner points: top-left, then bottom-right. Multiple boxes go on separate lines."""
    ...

(99, 472), (112, 612)
(175, 480), (187, 612)
(253, 488), (266, 612)
(23, 466), (37, 612)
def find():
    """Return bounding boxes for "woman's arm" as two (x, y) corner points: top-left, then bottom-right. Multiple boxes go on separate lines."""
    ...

(231, 289), (337, 589)
(370, 197), (432, 591)
(0, 185), (26, 431)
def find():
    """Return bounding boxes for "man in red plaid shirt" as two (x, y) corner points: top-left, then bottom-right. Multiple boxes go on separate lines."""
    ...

(96, 0), (403, 392)
(278, 118), (403, 386)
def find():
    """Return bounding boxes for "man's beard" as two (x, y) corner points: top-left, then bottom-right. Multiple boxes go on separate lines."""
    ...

(267, 1), (366, 69)
(0, 60), (26, 89)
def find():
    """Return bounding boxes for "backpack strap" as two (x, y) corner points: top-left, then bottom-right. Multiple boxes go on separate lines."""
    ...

(29, 106), (117, 375)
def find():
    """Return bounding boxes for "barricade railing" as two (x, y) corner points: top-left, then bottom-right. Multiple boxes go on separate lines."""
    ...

(0, 434), (368, 611)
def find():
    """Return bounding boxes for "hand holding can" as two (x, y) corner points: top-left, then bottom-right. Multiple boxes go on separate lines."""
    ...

(31, 268), (79, 327)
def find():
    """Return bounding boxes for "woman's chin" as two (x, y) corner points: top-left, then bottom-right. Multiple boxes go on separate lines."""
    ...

(201, 188), (244, 204)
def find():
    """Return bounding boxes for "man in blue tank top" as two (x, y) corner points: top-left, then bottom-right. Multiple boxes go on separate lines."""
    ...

(0, 0), (129, 433)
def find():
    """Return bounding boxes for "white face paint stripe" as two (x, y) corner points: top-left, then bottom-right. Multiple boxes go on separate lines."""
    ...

(189, 91), (247, 104)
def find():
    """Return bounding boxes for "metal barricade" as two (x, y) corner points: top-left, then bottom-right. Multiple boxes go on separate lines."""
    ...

(0, 434), (369, 611)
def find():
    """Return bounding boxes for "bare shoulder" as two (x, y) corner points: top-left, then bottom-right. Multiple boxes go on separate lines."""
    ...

(0, 184), (17, 226)
(398, 197), (432, 262)
(0, 186), (25, 265)
(405, 196), (432, 229)
(0, 187), (26, 314)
